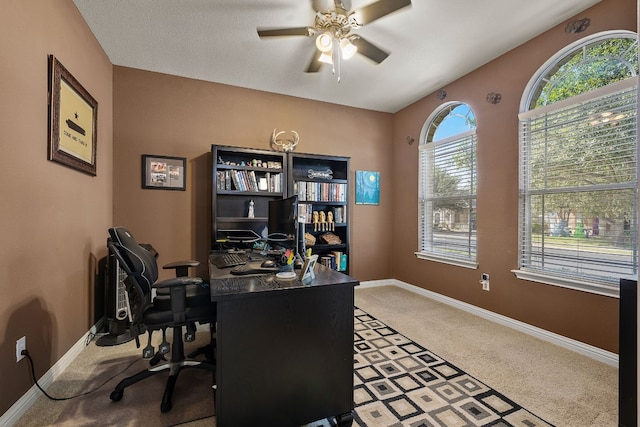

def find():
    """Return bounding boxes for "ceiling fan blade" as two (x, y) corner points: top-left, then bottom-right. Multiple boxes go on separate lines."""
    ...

(257, 27), (311, 38)
(351, 36), (389, 64)
(353, 0), (411, 26)
(312, 0), (351, 12)
(305, 50), (323, 73)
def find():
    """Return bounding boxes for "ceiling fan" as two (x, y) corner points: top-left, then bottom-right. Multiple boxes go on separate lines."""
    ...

(257, 0), (412, 74)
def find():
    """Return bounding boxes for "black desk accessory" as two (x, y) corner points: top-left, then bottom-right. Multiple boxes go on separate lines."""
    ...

(210, 252), (246, 269)
(218, 229), (261, 243)
(230, 265), (280, 275)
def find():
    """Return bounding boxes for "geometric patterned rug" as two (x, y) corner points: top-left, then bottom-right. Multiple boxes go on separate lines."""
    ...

(352, 308), (555, 427)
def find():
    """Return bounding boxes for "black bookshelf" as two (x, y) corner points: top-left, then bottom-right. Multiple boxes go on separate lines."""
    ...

(288, 152), (350, 273)
(211, 145), (286, 249)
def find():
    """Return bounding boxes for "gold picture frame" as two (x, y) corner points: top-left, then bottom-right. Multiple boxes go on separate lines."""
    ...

(48, 55), (98, 175)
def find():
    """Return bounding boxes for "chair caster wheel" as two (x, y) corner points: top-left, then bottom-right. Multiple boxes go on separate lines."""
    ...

(110, 390), (123, 402)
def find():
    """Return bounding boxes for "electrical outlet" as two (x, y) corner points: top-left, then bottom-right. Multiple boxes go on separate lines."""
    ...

(480, 273), (490, 291)
(16, 336), (26, 362)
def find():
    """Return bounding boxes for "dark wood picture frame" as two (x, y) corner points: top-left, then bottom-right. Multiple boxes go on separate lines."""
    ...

(142, 154), (187, 190)
(48, 55), (98, 176)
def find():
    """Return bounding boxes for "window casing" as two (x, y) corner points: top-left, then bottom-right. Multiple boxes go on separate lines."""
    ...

(417, 103), (477, 268)
(516, 32), (638, 297)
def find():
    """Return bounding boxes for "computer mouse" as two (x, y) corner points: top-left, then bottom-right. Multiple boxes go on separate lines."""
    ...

(261, 259), (277, 268)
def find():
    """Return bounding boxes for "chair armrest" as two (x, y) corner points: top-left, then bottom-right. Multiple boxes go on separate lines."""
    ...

(153, 276), (205, 324)
(163, 260), (200, 277)
(153, 276), (203, 289)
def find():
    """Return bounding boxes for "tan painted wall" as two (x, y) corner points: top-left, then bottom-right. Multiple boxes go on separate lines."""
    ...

(0, 0), (113, 414)
(391, 0), (636, 353)
(112, 67), (394, 282)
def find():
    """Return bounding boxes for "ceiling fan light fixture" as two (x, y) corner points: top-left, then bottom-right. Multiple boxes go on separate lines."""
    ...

(315, 32), (333, 52)
(318, 51), (334, 65)
(339, 38), (357, 60)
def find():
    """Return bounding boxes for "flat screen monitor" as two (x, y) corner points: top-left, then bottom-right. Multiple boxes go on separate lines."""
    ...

(268, 196), (298, 248)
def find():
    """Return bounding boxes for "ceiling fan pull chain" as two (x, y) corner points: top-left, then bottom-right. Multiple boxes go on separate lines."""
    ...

(332, 38), (341, 83)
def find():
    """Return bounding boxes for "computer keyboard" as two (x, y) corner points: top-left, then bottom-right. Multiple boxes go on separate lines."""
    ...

(230, 265), (280, 275)
(210, 253), (246, 269)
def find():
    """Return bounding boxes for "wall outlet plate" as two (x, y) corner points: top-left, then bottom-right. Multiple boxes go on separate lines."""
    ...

(481, 273), (490, 291)
(16, 336), (26, 362)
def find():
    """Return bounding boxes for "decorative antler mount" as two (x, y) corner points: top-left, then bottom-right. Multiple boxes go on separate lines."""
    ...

(271, 129), (300, 152)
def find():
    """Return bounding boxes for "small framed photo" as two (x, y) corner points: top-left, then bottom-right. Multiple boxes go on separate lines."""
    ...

(142, 155), (186, 190)
(299, 254), (318, 284)
(48, 55), (98, 176)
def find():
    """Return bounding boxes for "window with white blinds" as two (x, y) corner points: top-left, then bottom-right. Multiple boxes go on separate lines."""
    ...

(517, 77), (638, 296)
(417, 103), (477, 268)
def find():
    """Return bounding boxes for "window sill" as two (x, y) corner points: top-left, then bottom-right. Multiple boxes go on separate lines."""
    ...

(414, 252), (478, 269)
(511, 269), (621, 298)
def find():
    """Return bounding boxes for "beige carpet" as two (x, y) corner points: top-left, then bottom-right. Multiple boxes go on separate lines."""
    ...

(15, 285), (617, 426)
(355, 286), (617, 426)
(352, 307), (553, 426)
(16, 328), (216, 427)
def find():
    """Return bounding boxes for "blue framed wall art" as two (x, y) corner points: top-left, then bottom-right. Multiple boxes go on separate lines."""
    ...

(355, 170), (380, 205)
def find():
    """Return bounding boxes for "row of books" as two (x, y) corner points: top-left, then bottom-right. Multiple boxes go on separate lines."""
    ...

(217, 170), (282, 193)
(318, 251), (347, 272)
(298, 204), (347, 224)
(296, 181), (347, 202)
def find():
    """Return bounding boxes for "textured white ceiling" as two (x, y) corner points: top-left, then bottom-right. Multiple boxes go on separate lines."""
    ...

(73, 0), (601, 113)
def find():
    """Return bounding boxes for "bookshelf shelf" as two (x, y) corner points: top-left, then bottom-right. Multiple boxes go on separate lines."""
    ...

(217, 190), (283, 197)
(216, 216), (268, 222)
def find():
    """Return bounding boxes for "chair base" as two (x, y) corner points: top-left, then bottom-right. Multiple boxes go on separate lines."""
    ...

(109, 325), (216, 413)
(110, 359), (215, 412)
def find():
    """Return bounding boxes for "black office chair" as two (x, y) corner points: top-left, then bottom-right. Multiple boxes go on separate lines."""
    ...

(107, 226), (216, 413)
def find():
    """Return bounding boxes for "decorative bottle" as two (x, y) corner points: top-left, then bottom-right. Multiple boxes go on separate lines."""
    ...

(248, 199), (255, 218)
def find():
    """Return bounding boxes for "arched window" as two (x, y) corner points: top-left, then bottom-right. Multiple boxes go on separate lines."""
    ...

(516, 31), (638, 297)
(417, 103), (477, 267)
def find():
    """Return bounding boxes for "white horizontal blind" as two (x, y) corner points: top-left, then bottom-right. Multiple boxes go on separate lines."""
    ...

(519, 79), (638, 285)
(419, 131), (477, 262)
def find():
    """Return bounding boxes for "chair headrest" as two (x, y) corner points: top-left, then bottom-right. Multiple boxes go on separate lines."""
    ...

(108, 227), (158, 291)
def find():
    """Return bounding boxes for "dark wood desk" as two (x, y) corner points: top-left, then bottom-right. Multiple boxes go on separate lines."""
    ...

(209, 255), (357, 427)
(619, 277), (637, 427)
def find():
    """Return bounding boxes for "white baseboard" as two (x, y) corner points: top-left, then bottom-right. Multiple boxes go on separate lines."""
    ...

(359, 279), (619, 368)
(0, 330), (94, 427)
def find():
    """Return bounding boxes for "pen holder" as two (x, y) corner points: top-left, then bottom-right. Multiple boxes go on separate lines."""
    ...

(276, 263), (296, 280)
